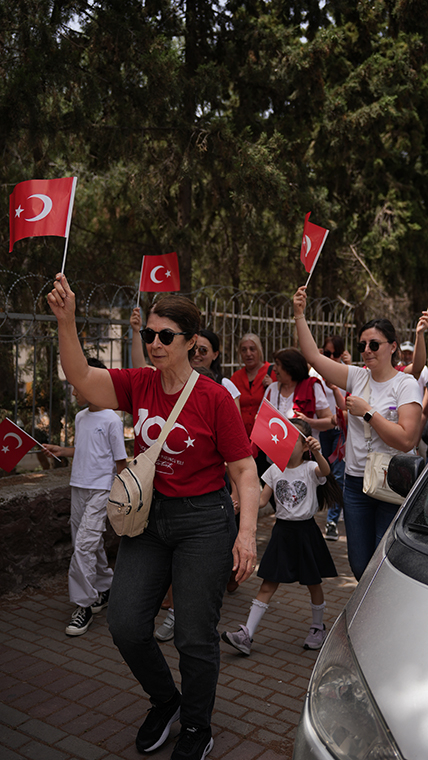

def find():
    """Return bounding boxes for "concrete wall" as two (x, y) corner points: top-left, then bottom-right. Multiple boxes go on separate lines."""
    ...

(0, 469), (119, 596)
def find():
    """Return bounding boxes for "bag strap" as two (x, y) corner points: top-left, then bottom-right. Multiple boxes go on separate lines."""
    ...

(361, 373), (372, 444)
(156, 369), (199, 448)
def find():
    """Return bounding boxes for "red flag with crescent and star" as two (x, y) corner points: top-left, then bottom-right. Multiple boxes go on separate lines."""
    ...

(250, 399), (301, 470)
(300, 212), (329, 275)
(139, 252), (180, 292)
(0, 418), (36, 472)
(9, 177), (77, 252)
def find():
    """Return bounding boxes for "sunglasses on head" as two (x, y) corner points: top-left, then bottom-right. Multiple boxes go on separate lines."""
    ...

(357, 339), (389, 353)
(140, 327), (187, 345)
(194, 345), (209, 356)
(323, 349), (342, 359)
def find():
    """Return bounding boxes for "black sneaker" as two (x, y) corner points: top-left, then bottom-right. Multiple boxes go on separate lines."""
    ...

(171, 727), (213, 760)
(136, 689), (181, 753)
(325, 521), (339, 541)
(65, 606), (93, 636)
(91, 589), (110, 613)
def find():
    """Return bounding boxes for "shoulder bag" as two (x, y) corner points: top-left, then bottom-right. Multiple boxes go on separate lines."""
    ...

(361, 375), (403, 505)
(107, 370), (199, 537)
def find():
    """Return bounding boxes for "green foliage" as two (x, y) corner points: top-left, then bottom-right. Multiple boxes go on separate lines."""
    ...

(1, 0), (428, 318)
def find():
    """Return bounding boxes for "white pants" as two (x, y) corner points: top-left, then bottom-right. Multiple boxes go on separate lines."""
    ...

(69, 486), (113, 607)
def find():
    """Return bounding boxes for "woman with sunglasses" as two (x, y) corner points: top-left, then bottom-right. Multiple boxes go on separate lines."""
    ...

(293, 285), (422, 580)
(191, 329), (241, 410)
(48, 275), (259, 760)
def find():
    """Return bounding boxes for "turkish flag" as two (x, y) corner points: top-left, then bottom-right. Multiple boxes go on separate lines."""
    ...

(0, 419), (36, 472)
(300, 212), (329, 274)
(250, 399), (301, 470)
(139, 252), (180, 292)
(9, 177), (77, 252)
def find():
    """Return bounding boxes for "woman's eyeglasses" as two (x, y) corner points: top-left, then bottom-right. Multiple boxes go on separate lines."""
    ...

(323, 349), (341, 359)
(357, 339), (389, 353)
(140, 328), (187, 345)
(194, 345), (209, 356)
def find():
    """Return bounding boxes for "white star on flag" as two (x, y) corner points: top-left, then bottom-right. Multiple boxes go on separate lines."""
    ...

(165, 270), (171, 278)
(185, 436), (195, 447)
(271, 434), (279, 444)
(15, 206), (23, 218)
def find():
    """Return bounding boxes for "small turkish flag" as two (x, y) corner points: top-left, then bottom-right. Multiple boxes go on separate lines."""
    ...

(300, 212), (329, 274)
(9, 177), (77, 252)
(0, 418), (36, 472)
(250, 399), (301, 470)
(139, 252), (180, 292)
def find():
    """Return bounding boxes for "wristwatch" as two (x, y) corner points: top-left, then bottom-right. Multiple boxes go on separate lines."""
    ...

(363, 408), (374, 423)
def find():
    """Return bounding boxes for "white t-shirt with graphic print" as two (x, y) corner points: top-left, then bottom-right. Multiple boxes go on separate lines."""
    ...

(262, 460), (326, 521)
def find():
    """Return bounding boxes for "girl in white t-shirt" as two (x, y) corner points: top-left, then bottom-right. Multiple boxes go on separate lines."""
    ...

(221, 419), (341, 654)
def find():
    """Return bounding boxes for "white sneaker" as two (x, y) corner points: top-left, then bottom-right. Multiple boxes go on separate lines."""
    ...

(303, 624), (327, 650)
(155, 609), (175, 641)
(221, 625), (252, 655)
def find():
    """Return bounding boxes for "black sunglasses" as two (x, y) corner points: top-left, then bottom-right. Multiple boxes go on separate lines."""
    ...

(323, 349), (342, 359)
(194, 345), (209, 356)
(357, 339), (389, 353)
(140, 328), (188, 346)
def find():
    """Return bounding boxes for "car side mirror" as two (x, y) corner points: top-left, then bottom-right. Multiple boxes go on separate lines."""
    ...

(387, 454), (425, 498)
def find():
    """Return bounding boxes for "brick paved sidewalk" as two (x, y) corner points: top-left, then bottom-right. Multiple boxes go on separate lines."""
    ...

(0, 512), (356, 760)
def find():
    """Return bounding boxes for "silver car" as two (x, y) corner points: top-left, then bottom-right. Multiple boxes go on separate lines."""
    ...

(293, 454), (427, 760)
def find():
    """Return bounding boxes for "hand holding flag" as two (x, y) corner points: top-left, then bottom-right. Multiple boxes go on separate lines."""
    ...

(250, 399), (302, 470)
(0, 418), (60, 472)
(300, 212), (329, 285)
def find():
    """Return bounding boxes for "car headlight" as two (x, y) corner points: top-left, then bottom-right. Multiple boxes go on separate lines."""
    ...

(308, 611), (403, 760)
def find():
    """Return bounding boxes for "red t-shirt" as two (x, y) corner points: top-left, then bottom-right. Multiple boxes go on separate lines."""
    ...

(108, 368), (252, 497)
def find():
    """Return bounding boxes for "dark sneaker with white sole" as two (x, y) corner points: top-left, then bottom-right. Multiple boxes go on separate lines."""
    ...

(171, 726), (213, 760)
(325, 521), (339, 541)
(136, 689), (181, 753)
(91, 589), (110, 613)
(65, 606), (93, 636)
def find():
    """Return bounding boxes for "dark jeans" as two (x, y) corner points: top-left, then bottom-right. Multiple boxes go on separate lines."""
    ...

(108, 487), (236, 729)
(320, 428), (345, 524)
(344, 474), (399, 581)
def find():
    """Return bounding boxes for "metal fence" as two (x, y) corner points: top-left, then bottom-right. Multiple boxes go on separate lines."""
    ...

(0, 270), (362, 446)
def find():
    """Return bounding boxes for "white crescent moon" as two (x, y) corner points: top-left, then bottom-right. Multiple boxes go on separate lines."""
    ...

(304, 235), (312, 257)
(150, 265), (165, 284)
(4, 432), (23, 448)
(25, 194), (53, 222)
(268, 418), (288, 439)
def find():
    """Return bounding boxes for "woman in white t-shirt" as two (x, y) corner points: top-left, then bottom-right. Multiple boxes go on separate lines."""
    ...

(293, 286), (422, 580)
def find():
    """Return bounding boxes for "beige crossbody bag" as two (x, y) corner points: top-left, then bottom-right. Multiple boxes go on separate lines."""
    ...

(361, 375), (403, 505)
(107, 370), (199, 537)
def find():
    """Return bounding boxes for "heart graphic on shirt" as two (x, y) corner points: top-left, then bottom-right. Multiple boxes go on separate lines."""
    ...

(275, 480), (307, 512)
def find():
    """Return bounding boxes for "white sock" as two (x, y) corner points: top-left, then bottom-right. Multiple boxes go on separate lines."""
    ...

(246, 599), (269, 639)
(311, 602), (325, 628)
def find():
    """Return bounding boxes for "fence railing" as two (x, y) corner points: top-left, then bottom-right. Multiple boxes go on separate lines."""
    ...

(0, 269), (419, 448)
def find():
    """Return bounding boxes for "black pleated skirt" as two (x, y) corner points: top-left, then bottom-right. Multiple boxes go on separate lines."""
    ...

(257, 517), (337, 586)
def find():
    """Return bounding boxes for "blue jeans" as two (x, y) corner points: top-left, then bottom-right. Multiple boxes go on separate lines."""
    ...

(107, 487), (236, 729)
(320, 428), (345, 524)
(344, 475), (399, 581)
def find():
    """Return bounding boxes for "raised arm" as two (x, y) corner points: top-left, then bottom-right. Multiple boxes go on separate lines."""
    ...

(293, 287), (349, 390)
(404, 311), (428, 380)
(130, 307), (148, 369)
(47, 274), (119, 409)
